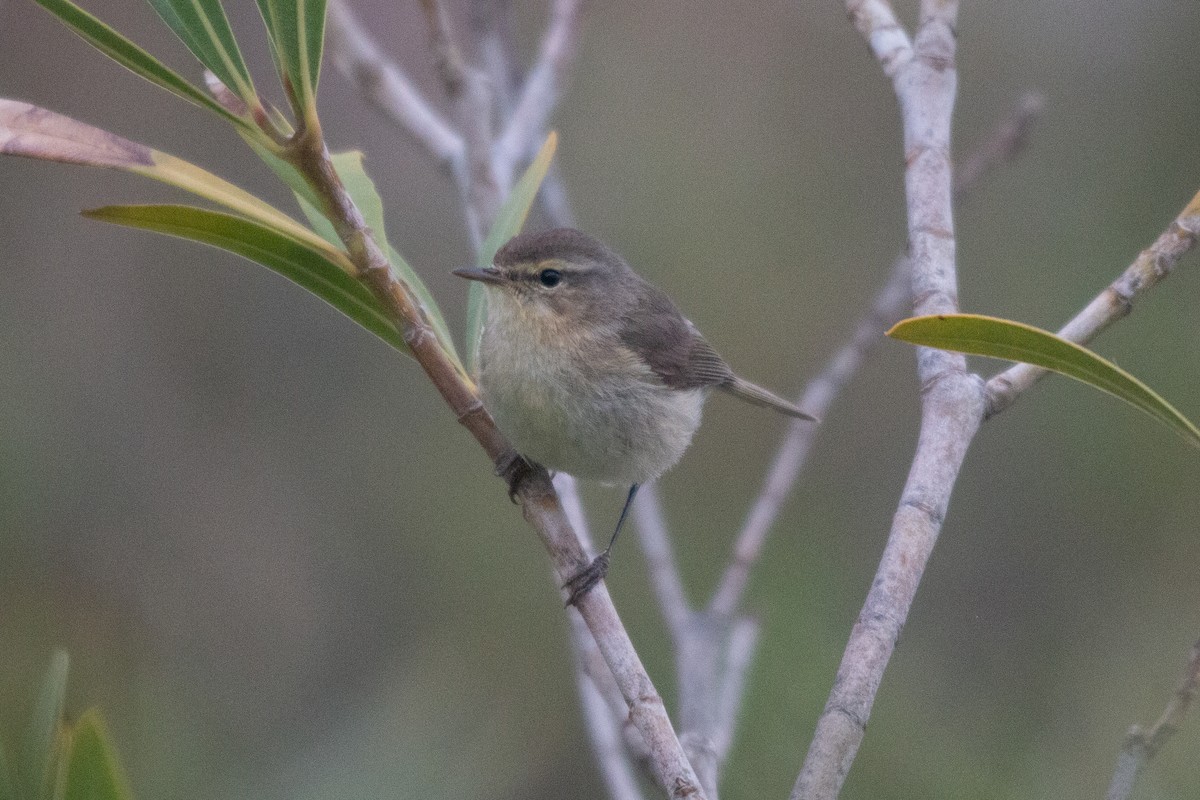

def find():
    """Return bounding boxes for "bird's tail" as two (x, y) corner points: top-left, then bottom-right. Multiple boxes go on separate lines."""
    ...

(721, 377), (818, 421)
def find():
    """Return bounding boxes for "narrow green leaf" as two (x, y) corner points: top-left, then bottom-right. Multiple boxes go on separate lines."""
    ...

(0, 100), (349, 273)
(29, 0), (252, 132)
(887, 313), (1200, 449)
(84, 204), (407, 354)
(465, 131), (558, 374)
(147, 0), (257, 104)
(21, 650), (69, 800)
(255, 0), (327, 117)
(290, 151), (462, 371)
(0, 739), (15, 800)
(62, 712), (133, 800)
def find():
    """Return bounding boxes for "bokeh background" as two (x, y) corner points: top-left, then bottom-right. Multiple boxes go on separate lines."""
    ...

(2, 1), (1200, 798)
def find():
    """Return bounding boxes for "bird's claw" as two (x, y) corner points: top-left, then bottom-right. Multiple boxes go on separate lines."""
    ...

(496, 449), (539, 503)
(563, 551), (610, 607)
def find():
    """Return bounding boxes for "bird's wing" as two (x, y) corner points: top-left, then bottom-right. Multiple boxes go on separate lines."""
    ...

(618, 283), (735, 390)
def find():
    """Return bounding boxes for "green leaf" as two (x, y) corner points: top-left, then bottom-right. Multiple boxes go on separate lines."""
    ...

(0, 100), (349, 273)
(84, 204), (407, 354)
(147, 0), (257, 104)
(21, 650), (69, 800)
(291, 151), (463, 372)
(887, 313), (1200, 450)
(62, 712), (133, 800)
(255, 0), (327, 118)
(465, 131), (558, 374)
(28, 0), (252, 132)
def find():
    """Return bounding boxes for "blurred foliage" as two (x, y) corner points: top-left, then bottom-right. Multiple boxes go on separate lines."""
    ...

(1, 2), (1199, 800)
(1, 651), (134, 800)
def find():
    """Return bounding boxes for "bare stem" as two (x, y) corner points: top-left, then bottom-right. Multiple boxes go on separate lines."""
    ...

(325, 0), (462, 166)
(1107, 640), (1200, 800)
(494, 0), (587, 185)
(985, 188), (1200, 415)
(712, 90), (1045, 621)
(793, 4), (971, 797)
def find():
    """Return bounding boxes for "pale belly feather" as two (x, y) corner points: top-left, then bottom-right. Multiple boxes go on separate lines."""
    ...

(479, 312), (705, 485)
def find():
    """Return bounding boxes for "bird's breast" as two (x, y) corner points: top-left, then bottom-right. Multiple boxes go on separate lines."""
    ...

(478, 313), (705, 484)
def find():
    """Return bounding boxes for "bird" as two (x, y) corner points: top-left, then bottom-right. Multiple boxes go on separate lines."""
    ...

(453, 228), (815, 604)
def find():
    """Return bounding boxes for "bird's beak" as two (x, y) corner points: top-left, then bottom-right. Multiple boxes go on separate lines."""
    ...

(452, 266), (505, 285)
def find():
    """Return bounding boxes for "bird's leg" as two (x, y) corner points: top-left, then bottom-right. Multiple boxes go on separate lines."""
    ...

(564, 483), (640, 606)
(495, 448), (540, 503)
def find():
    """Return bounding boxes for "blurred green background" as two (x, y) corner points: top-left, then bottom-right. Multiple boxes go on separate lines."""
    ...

(2, 1), (1200, 798)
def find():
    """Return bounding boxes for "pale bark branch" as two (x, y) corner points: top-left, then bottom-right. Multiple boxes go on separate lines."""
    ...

(495, 0), (586, 185)
(793, 5), (970, 798)
(632, 483), (692, 640)
(1107, 640), (1200, 800)
(985, 188), (1200, 416)
(577, 663), (649, 800)
(709, 260), (909, 619)
(711, 90), (1044, 621)
(325, 1), (462, 165)
(952, 91), (1045, 195)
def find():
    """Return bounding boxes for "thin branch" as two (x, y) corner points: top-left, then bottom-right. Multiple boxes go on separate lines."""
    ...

(952, 91), (1045, 195)
(494, 0), (586, 185)
(711, 89), (1045, 621)
(469, 0), (520, 119)
(632, 483), (691, 640)
(985, 188), (1200, 416)
(325, 0), (462, 165)
(577, 664), (649, 800)
(709, 259), (909, 619)
(794, 5), (970, 798)
(1107, 639), (1200, 800)
(712, 615), (760, 763)
(418, 0), (503, 246)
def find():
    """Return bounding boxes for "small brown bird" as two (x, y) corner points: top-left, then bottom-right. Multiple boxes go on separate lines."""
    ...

(454, 228), (815, 603)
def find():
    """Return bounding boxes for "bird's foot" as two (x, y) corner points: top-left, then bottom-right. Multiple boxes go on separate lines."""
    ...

(563, 550), (610, 607)
(495, 449), (538, 503)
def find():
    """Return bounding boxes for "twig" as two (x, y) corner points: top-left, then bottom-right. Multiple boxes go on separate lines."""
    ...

(1107, 640), (1200, 800)
(711, 90), (1046, 621)
(494, 0), (586, 186)
(793, 4), (971, 798)
(985, 188), (1200, 416)
(325, 0), (462, 166)
(952, 91), (1045, 195)
(709, 258), (909, 619)
(632, 483), (691, 640)
(577, 662), (649, 800)
(417, 0), (502, 246)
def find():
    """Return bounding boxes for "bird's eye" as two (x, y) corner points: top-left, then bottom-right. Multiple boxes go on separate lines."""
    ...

(538, 268), (562, 287)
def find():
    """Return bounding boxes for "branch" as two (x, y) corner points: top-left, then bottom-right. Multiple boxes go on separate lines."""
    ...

(325, 0), (462, 165)
(793, 4), (971, 797)
(1107, 640), (1200, 800)
(711, 90), (1045, 621)
(709, 259), (909, 619)
(985, 188), (1200, 415)
(632, 483), (691, 640)
(494, 0), (586, 184)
